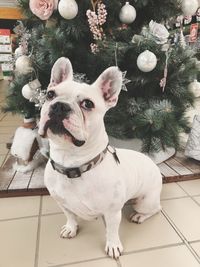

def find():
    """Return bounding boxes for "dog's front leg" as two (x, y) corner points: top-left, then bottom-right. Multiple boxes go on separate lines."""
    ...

(60, 208), (79, 239)
(104, 211), (123, 259)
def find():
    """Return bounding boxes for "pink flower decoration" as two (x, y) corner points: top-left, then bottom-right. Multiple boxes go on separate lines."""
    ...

(29, 0), (58, 20)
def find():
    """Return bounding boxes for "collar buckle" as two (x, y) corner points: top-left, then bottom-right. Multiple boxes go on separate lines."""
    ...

(65, 168), (81, 178)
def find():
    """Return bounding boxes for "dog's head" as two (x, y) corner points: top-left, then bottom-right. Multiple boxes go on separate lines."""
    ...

(38, 57), (122, 147)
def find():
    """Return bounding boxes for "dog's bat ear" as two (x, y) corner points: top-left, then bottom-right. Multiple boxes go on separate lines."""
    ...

(48, 57), (73, 88)
(93, 66), (122, 108)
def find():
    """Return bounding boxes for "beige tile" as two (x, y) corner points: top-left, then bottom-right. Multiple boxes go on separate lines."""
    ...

(161, 183), (187, 200)
(191, 242), (200, 258)
(0, 217), (38, 267)
(162, 198), (200, 241)
(42, 195), (62, 215)
(120, 245), (200, 267)
(120, 206), (181, 253)
(0, 196), (40, 220)
(0, 143), (9, 154)
(194, 196), (200, 205)
(63, 259), (118, 267)
(38, 214), (105, 266)
(178, 180), (200, 196)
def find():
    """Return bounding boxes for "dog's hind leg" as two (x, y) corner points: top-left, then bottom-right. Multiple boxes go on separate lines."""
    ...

(130, 190), (161, 224)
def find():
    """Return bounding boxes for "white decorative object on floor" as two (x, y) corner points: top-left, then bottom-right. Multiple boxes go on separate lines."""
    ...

(109, 136), (175, 164)
(11, 125), (48, 173)
(185, 115), (200, 161)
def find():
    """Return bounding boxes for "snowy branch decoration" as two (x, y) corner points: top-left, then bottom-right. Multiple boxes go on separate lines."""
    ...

(86, 1), (107, 53)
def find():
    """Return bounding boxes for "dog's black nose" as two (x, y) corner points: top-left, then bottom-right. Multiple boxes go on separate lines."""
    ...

(49, 102), (71, 118)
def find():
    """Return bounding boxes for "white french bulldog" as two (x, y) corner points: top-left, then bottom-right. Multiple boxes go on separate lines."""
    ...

(39, 57), (162, 259)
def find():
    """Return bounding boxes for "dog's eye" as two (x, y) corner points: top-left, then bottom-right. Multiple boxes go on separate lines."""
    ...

(80, 99), (95, 110)
(46, 90), (56, 100)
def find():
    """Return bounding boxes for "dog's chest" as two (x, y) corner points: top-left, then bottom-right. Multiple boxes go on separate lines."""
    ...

(45, 165), (125, 220)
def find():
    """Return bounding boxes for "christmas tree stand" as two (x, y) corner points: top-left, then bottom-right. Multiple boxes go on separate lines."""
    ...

(109, 137), (176, 164)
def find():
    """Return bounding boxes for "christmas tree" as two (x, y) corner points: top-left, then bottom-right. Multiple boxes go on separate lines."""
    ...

(3, 0), (200, 153)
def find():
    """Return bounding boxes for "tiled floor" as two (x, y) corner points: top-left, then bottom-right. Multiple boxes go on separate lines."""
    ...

(0, 184), (200, 267)
(1, 81), (200, 266)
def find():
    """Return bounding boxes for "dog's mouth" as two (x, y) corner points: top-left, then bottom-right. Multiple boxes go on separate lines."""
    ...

(41, 118), (85, 147)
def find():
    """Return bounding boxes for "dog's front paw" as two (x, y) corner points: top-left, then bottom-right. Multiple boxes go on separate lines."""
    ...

(105, 241), (123, 259)
(60, 224), (78, 239)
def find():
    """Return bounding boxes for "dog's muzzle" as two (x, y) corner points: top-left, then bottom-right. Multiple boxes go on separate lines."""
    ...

(42, 102), (85, 147)
(49, 102), (72, 119)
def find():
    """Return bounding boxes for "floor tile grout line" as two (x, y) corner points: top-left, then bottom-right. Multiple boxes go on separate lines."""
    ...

(176, 182), (195, 198)
(0, 214), (39, 222)
(176, 182), (200, 207)
(122, 243), (184, 256)
(190, 196), (200, 208)
(160, 195), (190, 201)
(34, 195), (43, 267)
(48, 243), (186, 267)
(190, 240), (200, 244)
(45, 256), (117, 267)
(0, 211), (64, 222)
(161, 209), (200, 264)
(161, 209), (188, 241)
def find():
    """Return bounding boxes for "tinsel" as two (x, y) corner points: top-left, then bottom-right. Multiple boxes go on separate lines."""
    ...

(86, 1), (107, 53)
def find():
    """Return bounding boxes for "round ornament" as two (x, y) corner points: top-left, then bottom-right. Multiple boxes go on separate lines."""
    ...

(137, 50), (157, 72)
(188, 79), (200, 98)
(15, 55), (32, 74)
(181, 0), (198, 16)
(22, 84), (34, 100)
(14, 46), (24, 58)
(58, 0), (78, 20)
(119, 2), (136, 24)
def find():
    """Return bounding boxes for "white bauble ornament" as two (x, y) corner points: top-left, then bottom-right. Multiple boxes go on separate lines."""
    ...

(119, 2), (136, 24)
(188, 79), (200, 98)
(14, 46), (24, 58)
(15, 55), (32, 74)
(181, 0), (198, 16)
(22, 84), (34, 100)
(137, 50), (157, 72)
(58, 0), (78, 20)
